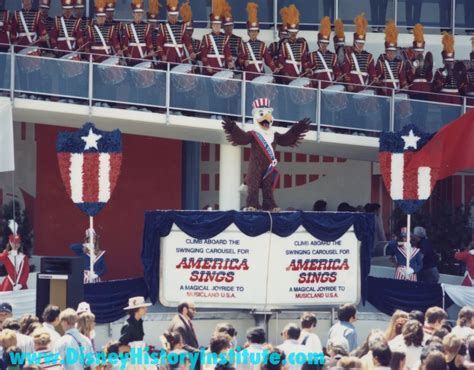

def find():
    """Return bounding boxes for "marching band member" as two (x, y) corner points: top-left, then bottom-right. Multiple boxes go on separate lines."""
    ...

(333, 18), (347, 69)
(0, 220), (30, 292)
(0, 0), (10, 52)
(238, 2), (278, 81)
(122, 0), (154, 65)
(342, 13), (376, 93)
(86, 0), (121, 63)
(105, 0), (117, 26)
(375, 21), (407, 96)
(223, 1), (242, 69)
(277, 4), (311, 84)
(74, 0), (90, 35)
(157, 0), (195, 65)
(147, 0), (160, 54)
(458, 38), (474, 105)
(406, 24), (433, 94)
(268, 23), (288, 66)
(11, 0), (47, 52)
(432, 32), (462, 124)
(70, 229), (107, 284)
(51, 0), (84, 55)
(38, 0), (53, 49)
(310, 16), (341, 88)
(181, 1), (201, 62)
(406, 23), (433, 126)
(200, 0), (233, 76)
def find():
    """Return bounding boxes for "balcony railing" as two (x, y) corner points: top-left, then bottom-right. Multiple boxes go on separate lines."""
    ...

(0, 50), (470, 136)
(5, 0), (472, 35)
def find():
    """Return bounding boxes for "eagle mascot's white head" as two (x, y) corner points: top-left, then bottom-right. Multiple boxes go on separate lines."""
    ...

(252, 98), (274, 137)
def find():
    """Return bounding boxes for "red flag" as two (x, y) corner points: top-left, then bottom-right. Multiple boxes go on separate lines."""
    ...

(406, 109), (474, 181)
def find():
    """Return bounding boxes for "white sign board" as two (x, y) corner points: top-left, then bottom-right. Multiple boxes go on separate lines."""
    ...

(160, 224), (360, 309)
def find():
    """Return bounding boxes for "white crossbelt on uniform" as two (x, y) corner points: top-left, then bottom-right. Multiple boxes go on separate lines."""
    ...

(317, 51), (332, 80)
(165, 23), (182, 58)
(285, 41), (301, 75)
(19, 11), (36, 44)
(209, 34), (223, 67)
(384, 59), (398, 89)
(351, 53), (367, 85)
(94, 25), (110, 54)
(60, 16), (74, 50)
(246, 41), (262, 73)
(130, 23), (144, 58)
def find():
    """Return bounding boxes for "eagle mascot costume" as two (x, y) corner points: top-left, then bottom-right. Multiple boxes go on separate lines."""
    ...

(222, 98), (310, 211)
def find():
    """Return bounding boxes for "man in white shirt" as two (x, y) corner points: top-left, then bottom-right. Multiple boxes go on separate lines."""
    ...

(237, 327), (267, 370)
(53, 308), (95, 370)
(372, 340), (392, 370)
(2, 318), (34, 353)
(327, 304), (358, 352)
(277, 323), (308, 370)
(42, 304), (61, 344)
(298, 312), (323, 354)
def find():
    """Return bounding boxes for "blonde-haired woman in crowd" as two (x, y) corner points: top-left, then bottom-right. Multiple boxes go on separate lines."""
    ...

(452, 308), (474, 341)
(444, 333), (467, 370)
(77, 311), (97, 351)
(385, 310), (409, 342)
(29, 328), (64, 369)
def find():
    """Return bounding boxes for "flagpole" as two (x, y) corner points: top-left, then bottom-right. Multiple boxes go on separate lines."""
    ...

(406, 214), (411, 277)
(89, 216), (95, 280)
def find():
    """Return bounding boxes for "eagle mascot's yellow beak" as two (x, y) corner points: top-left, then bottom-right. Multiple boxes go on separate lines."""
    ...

(254, 109), (273, 131)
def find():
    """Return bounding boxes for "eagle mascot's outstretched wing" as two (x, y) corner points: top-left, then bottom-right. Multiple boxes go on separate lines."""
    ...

(274, 118), (311, 147)
(222, 117), (252, 145)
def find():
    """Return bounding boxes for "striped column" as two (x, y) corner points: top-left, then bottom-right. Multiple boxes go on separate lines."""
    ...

(219, 144), (241, 210)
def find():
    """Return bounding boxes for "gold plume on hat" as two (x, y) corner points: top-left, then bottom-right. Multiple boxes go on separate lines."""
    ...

(442, 32), (454, 53)
(287, 4), (299, 25)
(95, 0), (107, 7)
(247, 2), (258, 24)
(132, 0), (143, 6)
(354, 13), (368, 36)
(335, 18), (344, 39)
(385, 20), (398, 44)
(149, 0), (159, 15)
(223, 0), (232, 18)
(212, 0), (225, 17)
(279, 6), (288, 24)
(167, 0), (178, 8)
(320, 16), (331, 37)
(413, 23), (424, 43)
(180, 1), (192, 22)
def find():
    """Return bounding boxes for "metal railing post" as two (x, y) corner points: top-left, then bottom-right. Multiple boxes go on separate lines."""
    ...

(166, 62), (171, 123)
(273, 0), (278, 39)
(452, 0), (456, 34)
(10, 48), (15, 101)
(394, 0), (398, 27)
(316, 80), (321, 142)
(334, 0), (339, 21)
(463, 96), (467, 114)
(389, 90), (395, 132)
(241, 72), (246, 126)
(88, 54), (93, 115)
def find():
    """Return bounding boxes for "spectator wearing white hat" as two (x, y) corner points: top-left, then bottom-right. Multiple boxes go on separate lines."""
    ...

(119, 296), (151, 348)
(41, 304), (61, 344)
(77, 302), (91, 315)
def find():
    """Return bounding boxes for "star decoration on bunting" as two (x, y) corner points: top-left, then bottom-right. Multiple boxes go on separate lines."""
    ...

(401, 129), (420, 150)
(81, 128), (102, 150)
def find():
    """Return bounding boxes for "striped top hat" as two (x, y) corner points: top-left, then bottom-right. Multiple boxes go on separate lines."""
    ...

(75, 0), (85, 8)
(167, 0), (179, 16)
(252, 98), (271, 109)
